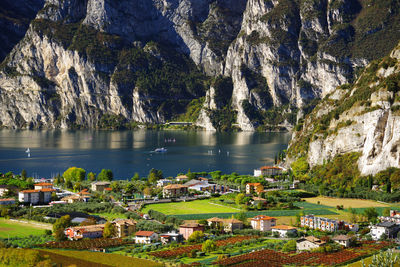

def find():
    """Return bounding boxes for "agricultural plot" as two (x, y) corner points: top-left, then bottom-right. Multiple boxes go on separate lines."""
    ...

(39, 249), (163, 267)
(141, 199), (240, 215)
(304, 196), (392, 209)
(39, 238), (133, 250)
(0, 219), (47, 238)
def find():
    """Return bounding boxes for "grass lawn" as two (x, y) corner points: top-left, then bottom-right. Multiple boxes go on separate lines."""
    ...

(304, 196), (392, 209)
(39, 249), (163, 267)
(141, 199), (241, 215)
(0, 218), (48, 238)
(92, 212), (128, 221)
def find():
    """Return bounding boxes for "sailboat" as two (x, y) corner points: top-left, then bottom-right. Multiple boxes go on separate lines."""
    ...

(26, 148), (31, 158)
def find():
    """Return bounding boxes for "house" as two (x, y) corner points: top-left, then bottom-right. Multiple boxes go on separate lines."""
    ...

(179, 223), (204, 240)
(370, 222), (400, 240)
(223, 218), (244, 233)
(157, 179), (172, 187)
(0, 185), (13, 197)
(252, 197), (267, 206)
(332, 235), (352, 247)
(301, 215), (358, 232)
(271, 225), (297, 237)
(207, 217), (224, 228)
(135, 231), (158, 244)
(390, 210), (400, 217)
(176, 175), (188, 182)
(160, 231), (184, 244)
(113, 219), (136, 238)
(34, 183), (53, 190)
(254, 166), (284, 177)
(185, 179), (229, 194)
(91, 181), (111, 192)
(18, 188), (56, 204)
(61, 194), (91, 203)
(246, 183), (264, 195)
(296, 236), (326, 251)
(162, 184), (188, 198)
(250, 215), (277, 231)
(0, 198), (15, 205)
(65, 224), (105, 240)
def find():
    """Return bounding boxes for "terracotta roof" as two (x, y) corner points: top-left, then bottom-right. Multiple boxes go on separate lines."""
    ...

(34, 182), (53, 186)
(207, 217), (224, 223)
(68, 224), (105, 233)
(40, 188), (56, 192)
(135, 231), (156, 237)
(247, 183), (262, 186)
(176, 175), (188, 179)
(260, 166), (283, 170)
(298, 236), (326, 245)
(0, 198), (15, 201)
(104, 187), (112, 191)
(113, 219), (136, 226)
(180, 223), (204, 228)
(20, 189), (39, 193)
(21, 188), (55, 193)
(271, 225), (297, 230)
(163, 184), (188, 189)
(251, 215), (276, 221)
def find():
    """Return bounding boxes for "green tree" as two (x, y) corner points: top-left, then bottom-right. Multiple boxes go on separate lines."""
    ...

(53, 215), (71, 241)
(202, 239), (217, 253)
(63, 167), (86, 182)
(125, 183), (136, 194)
(21, 169), (27, 180)
(363, 207), (378, 223)
(291, 157), (309, 180)
(234, 212), (247, 223)
(88, 172), (96, 181)
(235, 193), (245, 206)
(187, 169), (196, 180)
(282, 240), (297, 252)
(103, 222), (116, 238)
(131, 172), (140, 181)
(382, 208), (391, 217)
(73, 182), (82, 192)
(188, 231), (205, 243)
(349, 207), (358, 223)
(148, 172), (159, 184)
(97, 169), (113, 181)
(362, 250), (398, 267)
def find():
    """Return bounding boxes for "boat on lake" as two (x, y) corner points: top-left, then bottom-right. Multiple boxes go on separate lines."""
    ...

(154, 147), (167, 153)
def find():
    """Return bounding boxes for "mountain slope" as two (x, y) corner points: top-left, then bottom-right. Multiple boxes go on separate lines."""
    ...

(287, 41), (400, 175)
(0, 0), (400, 130)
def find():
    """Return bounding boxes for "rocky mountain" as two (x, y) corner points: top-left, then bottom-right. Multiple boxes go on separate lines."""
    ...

(287, 41), (400, 175)
(0, 0), (400, 130)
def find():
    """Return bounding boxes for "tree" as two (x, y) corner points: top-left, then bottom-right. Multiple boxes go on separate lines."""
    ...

(368, 175), (373, 190)
(88, 172), (96, 181)
(111, 181), (121, 192)
(202, 240), (217, 253)
(53, 215), (71, 241)
(234, 212), (247, 223)
(349, 207), (358, 223)
(363, 207), (378, 223)
(383, 208), (391, 217)
(187, 169), (196, 180)
(63, 167), (86, 182)
(362, 250), (398, 267)
(125, 183), (136, 194)
(282, 240), (297, 252)
(148, 172), (159, 184)
(97, 169), (113, 181)
(291, 157), (309, 180)
(143, 187), (152, 197)
(235, 193), (245, 206)
(188, 231), (205, 243)
(0, 207), (9, 217)
(73, 182), (82, 192)
(131, 172), (140, 181)
(21, 169), (27, 180)
(103, 222), (116, 238)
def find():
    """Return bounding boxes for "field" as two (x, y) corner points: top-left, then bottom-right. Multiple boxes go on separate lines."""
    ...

(92, 212), (128, 221)
(141, 199), (240, 215)
(39, 249), (163, 267)
(304, 196), (393, 209)
(0, 219), (49, 238)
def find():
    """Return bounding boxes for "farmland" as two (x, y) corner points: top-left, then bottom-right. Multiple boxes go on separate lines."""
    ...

(0, 219), (49, 238)
(303, 196), (393, 209)
(39, 249), (163, 267)
(141, 199), (240, 215)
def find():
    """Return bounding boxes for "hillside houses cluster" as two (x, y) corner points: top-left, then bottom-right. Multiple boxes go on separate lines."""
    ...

(301, 215), (359, 232)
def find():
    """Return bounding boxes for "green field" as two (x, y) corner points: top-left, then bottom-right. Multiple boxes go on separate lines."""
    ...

(141, 199), (241, 215)
(39, 249), (163, 267)
(0, 219), (47, 238)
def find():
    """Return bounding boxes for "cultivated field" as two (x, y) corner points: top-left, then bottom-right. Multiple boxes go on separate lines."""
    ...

(0, 218), (49, 238)
(141, 199), (240, 215)
(39, 249), (163, 267)
(304, 196), (393, 209)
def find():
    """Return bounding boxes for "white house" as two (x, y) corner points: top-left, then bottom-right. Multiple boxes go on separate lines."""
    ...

(18, 188), (55, 204)
(370, 222), (400, 240)
(332, 235), (352, 247)
(296, 236), (326, 251)
(135, 231), (158, 244)
(34, 183), (53, 190)
(271, 225), (297, 237)
(157, 179), (172, 187)
(160, 231), (184, 244)
(250, 215), (276, 231)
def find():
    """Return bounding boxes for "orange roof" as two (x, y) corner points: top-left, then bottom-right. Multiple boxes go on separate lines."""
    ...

(21, 188), (55, 193)
(163, 184), (188, 189)
(34, 182), (53, 186)
(0, 198), (15, 201)
(260, 166), (283, 170)
(271, 225), (297, 230)
(104, 187), (112, 191)
(135, 231), (156, 237)
(41, 188), (56, 192)
(21, 189), (39, 193)
(247, 183), (262, 186)
(207, 217), (224, 222)
(251, 215), (276, 221)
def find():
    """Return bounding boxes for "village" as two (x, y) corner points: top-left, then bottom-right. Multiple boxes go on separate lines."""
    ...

(0, 166), (399, 266)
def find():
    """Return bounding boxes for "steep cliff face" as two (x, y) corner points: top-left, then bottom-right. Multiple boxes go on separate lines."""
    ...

(0, 0), (400, 130)
(287, 42), (400, 175)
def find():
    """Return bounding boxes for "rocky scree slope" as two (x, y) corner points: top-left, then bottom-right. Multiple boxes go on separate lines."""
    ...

(287, 41), (400, 175)
(0, 0), (400, 130)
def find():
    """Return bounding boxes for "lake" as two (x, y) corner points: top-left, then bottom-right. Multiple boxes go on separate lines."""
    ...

(0, 130), (291, 179)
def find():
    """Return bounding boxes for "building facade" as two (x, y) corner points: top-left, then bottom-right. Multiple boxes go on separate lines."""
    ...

(271, 225), (297, 237)
(370, 222), (400, 240)
(296, 236), (326, 251)
(18, 188), (55, 204)
(113, 219), (136, 238)
(65, 224), (105, 240)
(246, 183), (264, 194)
(135, 231), (158, 244)
(301, 215), (358, 232)
(162, 184), (188, 198)
(179, 223), (204, 240)
(91, 182), (111, 192)
(250, 215), (277, 231)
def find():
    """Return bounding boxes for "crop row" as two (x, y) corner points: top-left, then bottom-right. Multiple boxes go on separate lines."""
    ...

(214, 241), (393, 266)
(38, 238), (133, 250)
